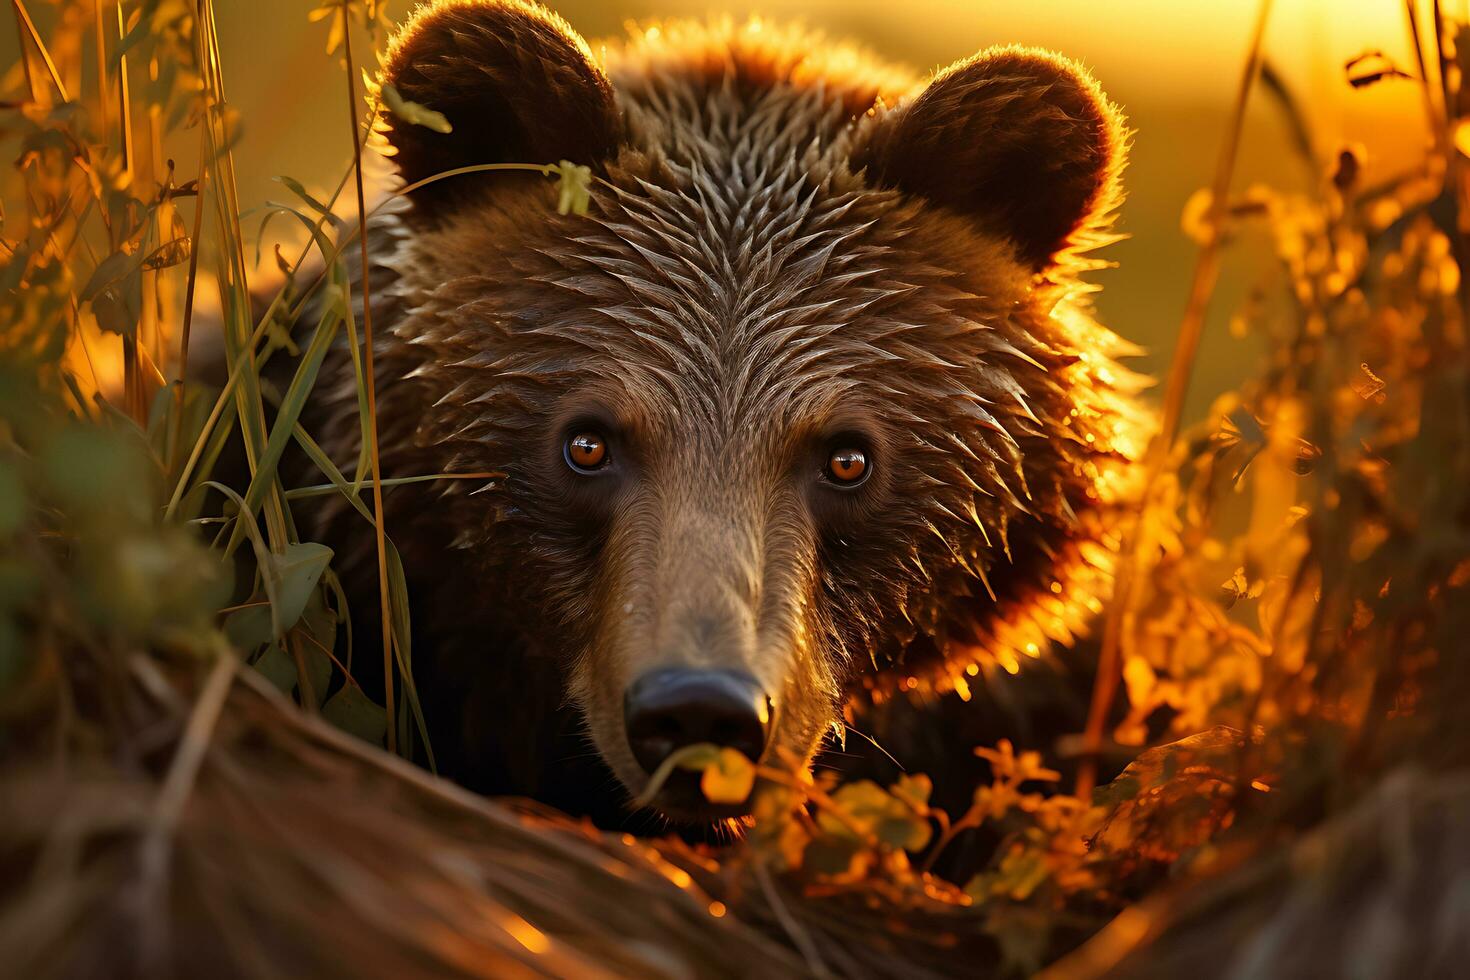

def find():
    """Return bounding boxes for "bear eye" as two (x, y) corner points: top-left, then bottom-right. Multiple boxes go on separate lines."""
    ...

(565, 431), (609, 472)
(825, 447), (869, 486)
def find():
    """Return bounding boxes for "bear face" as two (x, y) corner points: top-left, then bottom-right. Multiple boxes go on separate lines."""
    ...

(312, 1), (1146, 822)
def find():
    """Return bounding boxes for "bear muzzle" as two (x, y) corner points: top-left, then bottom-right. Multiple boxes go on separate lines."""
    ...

(623, 667), (772, 776)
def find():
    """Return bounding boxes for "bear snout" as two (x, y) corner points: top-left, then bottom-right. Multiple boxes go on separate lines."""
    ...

(623, 667), (772, 775)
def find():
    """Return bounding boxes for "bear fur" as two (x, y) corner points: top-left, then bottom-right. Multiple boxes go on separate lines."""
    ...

(301, 0), (1147, 825)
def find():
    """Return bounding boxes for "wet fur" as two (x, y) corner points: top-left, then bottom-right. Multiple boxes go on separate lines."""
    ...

(301, 2), (1148, 822)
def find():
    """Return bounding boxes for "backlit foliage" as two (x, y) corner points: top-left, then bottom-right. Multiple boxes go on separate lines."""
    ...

(1, 1), (1467, 977)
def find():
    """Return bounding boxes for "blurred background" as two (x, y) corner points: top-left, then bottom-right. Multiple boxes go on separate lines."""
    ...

(4, 0), (1433, 422)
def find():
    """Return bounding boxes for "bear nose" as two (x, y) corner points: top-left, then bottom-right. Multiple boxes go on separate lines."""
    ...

(623, 668), (771, 775)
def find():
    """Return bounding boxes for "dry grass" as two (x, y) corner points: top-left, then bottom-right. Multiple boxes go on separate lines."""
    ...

(1, 1), (1467, 977)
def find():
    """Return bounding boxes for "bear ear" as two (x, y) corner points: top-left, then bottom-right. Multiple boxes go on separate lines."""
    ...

(379, 0), (620, 213)
(863, 46), (1125, 270)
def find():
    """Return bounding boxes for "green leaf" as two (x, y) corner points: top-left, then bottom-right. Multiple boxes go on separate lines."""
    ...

(91, 266), (144, 337)
(818, 780), (892, 840)
(381, 83), (453, 134)
(287, 424), (436, 768)
(253, 643), (298, 694)
(877, 815), (933, 852)
(225, 293), (343, 557)
(323, 684), (387, 745)
(1092, 774), (1140, 808)
(323, 259), (373, 487)
(80, 249), (145, 301)
(992, 847), (1050, 900)
(299, 641), (331, 707)
(384, 541), (421, 753)
(274, 176), (338, 220)
(297, 588), (335, 706)
(252, 201), (337, 268)
(891, 772), (933, 810)
(149, 381), (216, 477)
(816, 777), (936, 852)
(964, 871), (996, 903)
(82, 247), (147, 338)
(301, 587), (338, 649)
(224, 604), (273, 652)
(264, 543), (334, 637)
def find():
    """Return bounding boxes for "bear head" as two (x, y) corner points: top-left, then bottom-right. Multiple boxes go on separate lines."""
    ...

(319, 0), (1147, 821)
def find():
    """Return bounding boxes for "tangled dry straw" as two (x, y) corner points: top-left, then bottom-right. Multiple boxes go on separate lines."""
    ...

(0, 662), (809, 979)
(3, 0), (1470, 977)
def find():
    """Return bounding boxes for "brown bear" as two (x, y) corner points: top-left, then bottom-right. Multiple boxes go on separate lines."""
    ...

(304, 0), (1147, 826)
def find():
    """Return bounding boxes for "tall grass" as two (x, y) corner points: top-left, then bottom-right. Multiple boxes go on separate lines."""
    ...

(0, 0), (450, 753)
(0, 1), (1467, 977)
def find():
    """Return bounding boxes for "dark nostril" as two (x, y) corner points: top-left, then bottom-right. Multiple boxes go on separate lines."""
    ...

(623, 668), (771, 775)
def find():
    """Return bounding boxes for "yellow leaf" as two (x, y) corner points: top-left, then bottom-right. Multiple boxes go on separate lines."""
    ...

(1180, 188), (1215, 244)
(891, 772), (932, 811)
(381, 83), (452, 134)
(553, 160), (593, 216)
(700, 747), (756, 804)
(632, 742), (719, 807)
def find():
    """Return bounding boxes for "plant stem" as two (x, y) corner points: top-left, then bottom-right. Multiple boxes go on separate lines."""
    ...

(1406, 0), (1448, 159)
(341, 16), (397, 755)
(1076, 0), (1274, 800)
(12, 0), (69, 103)
(169, 124), (210, 476)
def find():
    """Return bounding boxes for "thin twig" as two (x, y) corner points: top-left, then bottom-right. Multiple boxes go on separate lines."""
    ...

(10, 5), (39, 105)
(92, 0), (108, 138)
(161, 110), (376, 515)
(282, 470), (503, 500)
(147, 655), (236, 837)
(751, 859), (831, 979)
(169, 123), (211, 476)
(1406, 0), (1449, 159)
(11, 0), (69, 102)
(111, 0), (143, 421)
(114, 0), (133, 179)
(340, 17), (397, 755)
(1077, 0), (1275, 800)
(136, 651), (236, 969)
(161, 312), (275, 520)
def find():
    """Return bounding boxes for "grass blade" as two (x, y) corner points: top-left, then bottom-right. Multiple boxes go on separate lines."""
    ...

(223, 297), (343, 557)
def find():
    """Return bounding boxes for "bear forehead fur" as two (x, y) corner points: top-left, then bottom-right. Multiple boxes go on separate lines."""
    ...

(307, 1), (1148, 812)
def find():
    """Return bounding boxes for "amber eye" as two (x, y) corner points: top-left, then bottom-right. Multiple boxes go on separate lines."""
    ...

(826, 447), (869, 486)
(565, 431), (609, 472)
